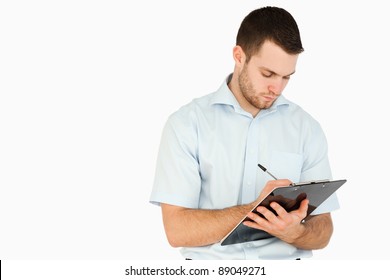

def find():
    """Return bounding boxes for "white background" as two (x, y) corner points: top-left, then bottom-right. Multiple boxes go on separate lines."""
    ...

(1, 0), (389, 261)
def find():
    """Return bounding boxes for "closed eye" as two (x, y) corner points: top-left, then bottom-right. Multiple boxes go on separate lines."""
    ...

(260, 67), (295, 79)
(261, 72), (273, 78)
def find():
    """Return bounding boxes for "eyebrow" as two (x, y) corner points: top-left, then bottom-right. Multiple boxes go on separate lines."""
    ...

(260, 67), (296, 78)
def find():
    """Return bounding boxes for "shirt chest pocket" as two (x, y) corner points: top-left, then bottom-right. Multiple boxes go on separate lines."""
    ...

(268, 151), (303, 183)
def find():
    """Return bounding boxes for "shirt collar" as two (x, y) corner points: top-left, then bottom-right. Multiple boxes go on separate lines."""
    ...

(210, 74), (240, 108)
(210, 73), (290, 113)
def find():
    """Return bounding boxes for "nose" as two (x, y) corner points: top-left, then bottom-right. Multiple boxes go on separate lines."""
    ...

(268, 79), (285, 95)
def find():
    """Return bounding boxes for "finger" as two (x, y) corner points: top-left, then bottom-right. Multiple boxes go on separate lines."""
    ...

(246, 211), (269, 228)
(269, 201), (289, 219)
(256, 205), (279, 223)
(300, 198), (309, 207)
(300, 198), (309, 210)
(295, 198), (309, 218)
(243, 220), (264, 230)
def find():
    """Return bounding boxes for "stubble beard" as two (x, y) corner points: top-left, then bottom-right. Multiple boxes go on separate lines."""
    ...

(238, 66), (273, 110)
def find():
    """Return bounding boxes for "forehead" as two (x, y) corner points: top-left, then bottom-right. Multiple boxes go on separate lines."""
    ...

(249, 40), (299, 75)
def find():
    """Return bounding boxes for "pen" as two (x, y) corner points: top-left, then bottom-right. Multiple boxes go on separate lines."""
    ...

(257, 164), (278, 180)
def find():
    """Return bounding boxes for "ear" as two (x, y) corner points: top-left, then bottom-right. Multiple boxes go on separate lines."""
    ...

(233, 45), (246, 67)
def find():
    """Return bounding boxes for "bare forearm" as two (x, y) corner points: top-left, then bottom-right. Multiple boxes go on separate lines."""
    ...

(286, 213), (333, 250)
(161, 203), (255, 247)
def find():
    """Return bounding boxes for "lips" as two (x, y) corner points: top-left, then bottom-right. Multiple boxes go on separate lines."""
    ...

(262, 95), (276, 102)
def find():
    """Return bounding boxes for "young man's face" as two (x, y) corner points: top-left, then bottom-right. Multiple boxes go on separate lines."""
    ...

(238, 40), (299, 111)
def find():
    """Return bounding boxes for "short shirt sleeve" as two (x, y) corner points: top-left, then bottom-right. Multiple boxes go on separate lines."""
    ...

(149, 109), (201, 208)
(300, 121), (340, 215)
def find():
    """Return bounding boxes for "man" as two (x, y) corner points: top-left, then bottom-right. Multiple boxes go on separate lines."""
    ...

(150, 6), (339, 260)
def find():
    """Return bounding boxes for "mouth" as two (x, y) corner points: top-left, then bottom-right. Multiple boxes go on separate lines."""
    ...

(262, 95), (276, 102)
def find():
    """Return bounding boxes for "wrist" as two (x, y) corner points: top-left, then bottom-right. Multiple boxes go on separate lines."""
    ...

(285, 222), (306, 245)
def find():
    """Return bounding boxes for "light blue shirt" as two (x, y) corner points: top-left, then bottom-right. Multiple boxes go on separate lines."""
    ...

(150, 74), (339, 259)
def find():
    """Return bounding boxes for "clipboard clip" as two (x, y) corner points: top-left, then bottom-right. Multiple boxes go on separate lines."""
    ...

(290, 179), (330, 187)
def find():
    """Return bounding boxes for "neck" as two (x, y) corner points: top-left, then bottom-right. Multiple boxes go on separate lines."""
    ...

(228, 73), (260, 118)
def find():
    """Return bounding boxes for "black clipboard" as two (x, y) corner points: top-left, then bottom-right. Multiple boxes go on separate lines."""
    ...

(220, 179), (347, 246)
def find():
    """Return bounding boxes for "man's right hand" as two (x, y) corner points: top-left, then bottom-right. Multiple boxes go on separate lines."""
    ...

(255, 179), (292, 204)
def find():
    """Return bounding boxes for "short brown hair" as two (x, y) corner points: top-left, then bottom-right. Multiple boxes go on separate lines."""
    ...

(236, 6), (304, 60)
